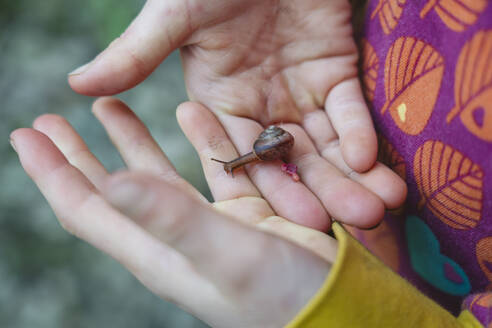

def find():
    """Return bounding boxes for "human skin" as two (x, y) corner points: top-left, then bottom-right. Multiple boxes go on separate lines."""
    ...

(67, 0), (407, 229)
(11, 98), (340, 327)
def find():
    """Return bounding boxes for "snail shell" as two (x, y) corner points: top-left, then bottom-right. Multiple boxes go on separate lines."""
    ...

(253, 126), (294, 161)
(211, 126), (294, 174)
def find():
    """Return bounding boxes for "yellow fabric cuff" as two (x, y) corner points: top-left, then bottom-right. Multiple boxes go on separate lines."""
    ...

(457, 310), (483, 327)
(286, 222), (477, 328)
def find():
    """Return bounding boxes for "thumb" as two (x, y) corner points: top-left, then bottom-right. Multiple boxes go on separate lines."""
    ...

(68, 0), (193, 96)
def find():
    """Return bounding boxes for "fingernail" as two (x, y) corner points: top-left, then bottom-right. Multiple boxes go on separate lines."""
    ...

(68, 61), (92, 76)
(9, 138), (17, 153)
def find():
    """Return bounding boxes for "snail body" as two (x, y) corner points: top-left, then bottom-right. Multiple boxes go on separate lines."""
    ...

(211, 126), (294, 174)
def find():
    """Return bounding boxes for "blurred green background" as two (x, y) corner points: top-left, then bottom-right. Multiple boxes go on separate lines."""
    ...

(1, 0), (211, 327)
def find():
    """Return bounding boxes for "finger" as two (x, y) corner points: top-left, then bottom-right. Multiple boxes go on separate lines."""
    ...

(102, 172), (331, 302)
(213, 197), (276, 227)
(213, 197), (337, 262)
(218, 114), (331, 231)
(92, 97), (171, 172)
(213, 197), (337, 263)
(283, 124), (385, 228)
(10, 128), (209, 303)
(256, 216), (338, 264)
(176, 102), (261, 201)
(319, 145), (408, 210)
(32, 114), (108, 190)
(68, 0), (194, 96)
(302, 109), (338, 158)
(92, 97), (203, 200)
(325, 78), (378, 172)
(303, 111), (407, 209)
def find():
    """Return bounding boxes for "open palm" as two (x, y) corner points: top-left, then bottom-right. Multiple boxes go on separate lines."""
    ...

(12, 98), (337, 327)
(68, 0), (406, 229)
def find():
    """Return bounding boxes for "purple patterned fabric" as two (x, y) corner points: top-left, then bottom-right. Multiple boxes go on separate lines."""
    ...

(353, 0), (492, 322)
(463, 293), (492, 326)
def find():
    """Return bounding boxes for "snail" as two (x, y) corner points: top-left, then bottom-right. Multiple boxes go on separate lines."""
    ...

(211, 125), (295, 176)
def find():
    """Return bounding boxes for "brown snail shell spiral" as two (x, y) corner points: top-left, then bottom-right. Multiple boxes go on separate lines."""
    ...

(211, 126), (294, 174)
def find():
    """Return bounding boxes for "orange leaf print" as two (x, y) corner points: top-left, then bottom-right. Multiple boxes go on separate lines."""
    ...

(476, 237), (492, 285)
(420, 0), (487, 32)
(378, 135), (406, 180)
(371, 0), (407, 35)
(447, 30), (492, 142)
(362, 39), (379, 102)
(467, 292), (492, 328)
(414, 140), (483, 230)
(473, 293), (492, 308)
(381, 37), (444, 135)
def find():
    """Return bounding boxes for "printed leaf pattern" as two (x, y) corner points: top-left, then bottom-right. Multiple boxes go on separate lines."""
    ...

(406, 215), (471, 295)
(362, 39), (379, 102)
(476, 237), (492, 286)
(447, 30), (492, 142)
(371, 0), (407, 35)
(381, 37), (444, 135)
(378, 134), (406, 180)
(463, 292), (492, 327)
(414, 140), (483, 230)
(420, 0), (487, 32)
(471, 293), (492, 308)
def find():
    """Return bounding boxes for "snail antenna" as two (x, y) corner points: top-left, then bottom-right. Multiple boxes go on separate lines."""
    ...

(211, 158), (227, 164)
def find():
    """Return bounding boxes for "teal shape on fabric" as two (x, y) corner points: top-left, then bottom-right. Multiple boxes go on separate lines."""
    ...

(405, 215), (471, 296)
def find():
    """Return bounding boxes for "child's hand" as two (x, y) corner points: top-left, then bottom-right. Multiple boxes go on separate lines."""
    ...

(11, 97), (337, 327)
(68, 1), (407, 228)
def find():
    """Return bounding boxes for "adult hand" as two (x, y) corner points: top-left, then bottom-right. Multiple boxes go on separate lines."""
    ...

(68, 1), (407, 228)
(11, 98), (337, 327)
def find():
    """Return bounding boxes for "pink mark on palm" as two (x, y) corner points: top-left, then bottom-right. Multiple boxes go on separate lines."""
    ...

(281, 163), (300, 182)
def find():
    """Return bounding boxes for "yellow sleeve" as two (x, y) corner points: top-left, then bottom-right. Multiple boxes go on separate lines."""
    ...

(286, 222), (483, 328)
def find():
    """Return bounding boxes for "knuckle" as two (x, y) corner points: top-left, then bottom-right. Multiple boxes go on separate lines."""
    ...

(205, 134), (230, 152)
(122, 46), (151, 81)
(157, 170), (182, 185)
